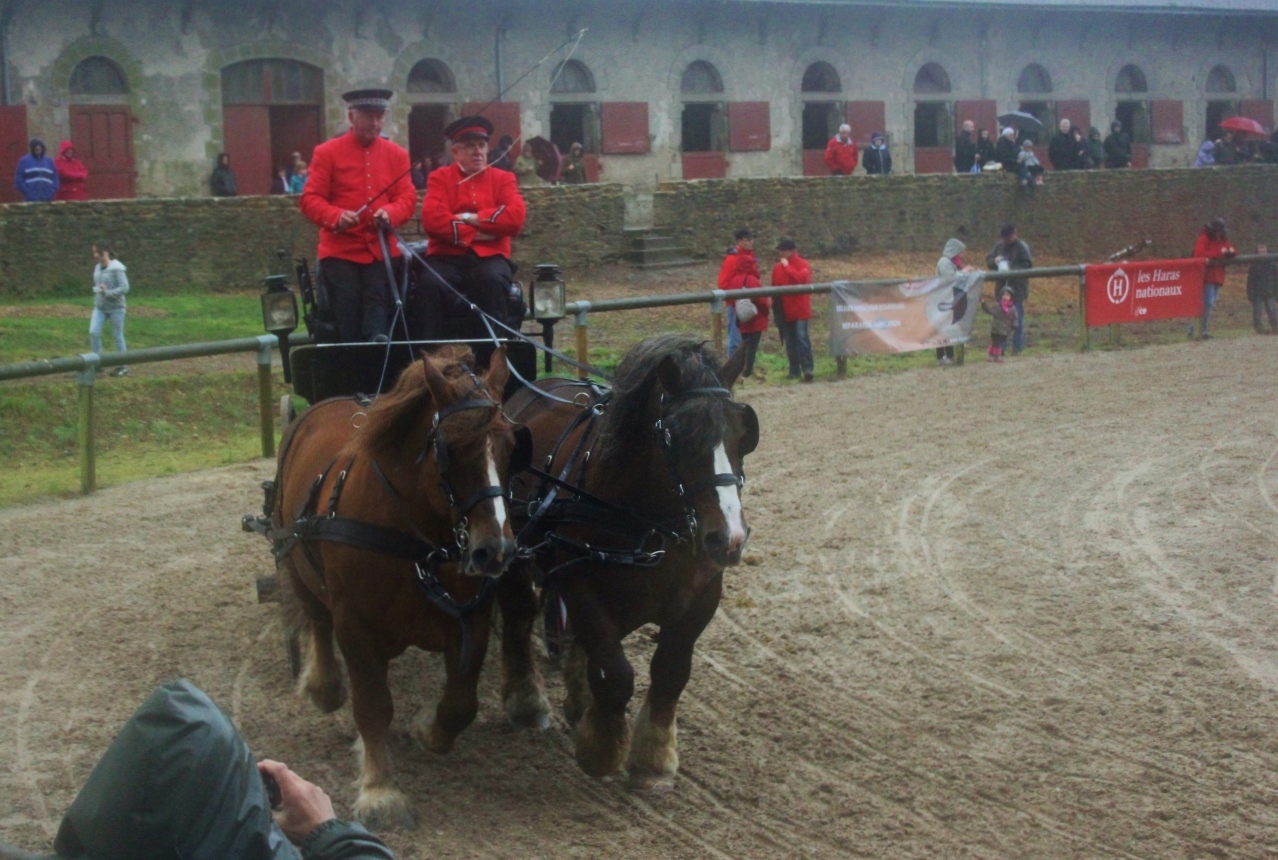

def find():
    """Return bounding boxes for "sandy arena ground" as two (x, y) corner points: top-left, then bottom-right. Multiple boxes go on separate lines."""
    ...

(3, 336), (1278, 859)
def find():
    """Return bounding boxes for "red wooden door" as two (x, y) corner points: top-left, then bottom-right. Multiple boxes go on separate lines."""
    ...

(845, 101), (886, 147)
(913, 148), (953, 174)
(955, 100), (997, 138)
(681, 152), (726, 179)
(600, 102), (650, 154)
(0, 105), (28, 204)
(462, 101), (521, 159)
(728, 102), (771, 152)
(70, 105), (136, 199)
(803, 150), (830, 176)
(223, 105), (272, 195)
(270, 105), (322, 178)
(1240, 100), (1274, 132)
(1056, 100), (1091, 135)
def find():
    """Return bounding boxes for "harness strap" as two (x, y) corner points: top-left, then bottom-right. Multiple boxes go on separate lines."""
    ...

(414, 563), (499, 674)
(456, 485), (508, 519)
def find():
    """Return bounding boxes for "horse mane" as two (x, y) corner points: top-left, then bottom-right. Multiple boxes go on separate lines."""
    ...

(597, 333), (728, 466)
(350, 346), (501, 461)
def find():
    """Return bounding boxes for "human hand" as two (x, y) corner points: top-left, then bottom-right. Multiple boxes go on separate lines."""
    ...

(373, 208), (391, 227)
(336, 211), (360, 230)
(257, 760), (337, 843)
(780, 258), (789, 267)
(454, 212), (479, 225)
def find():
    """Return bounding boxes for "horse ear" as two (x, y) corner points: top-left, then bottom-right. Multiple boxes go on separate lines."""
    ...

(422, 354), (455, 408)
(737, 404), (760, 456)
(656, 355), (683, 395)
(486, 346), (509, 397)
(721, 344), (748, 390)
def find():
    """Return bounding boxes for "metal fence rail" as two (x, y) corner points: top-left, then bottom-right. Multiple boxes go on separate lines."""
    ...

(3, 254), (1273, 495)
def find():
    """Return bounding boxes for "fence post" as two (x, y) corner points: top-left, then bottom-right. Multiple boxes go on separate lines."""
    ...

(256, 339), (275, 459)
(836, 356), (848, 379)
(711, 291), (725, 353)
(1078, 274), (1090, 352)
(76, 358), (98, 495)
(574, 305), (590, 380)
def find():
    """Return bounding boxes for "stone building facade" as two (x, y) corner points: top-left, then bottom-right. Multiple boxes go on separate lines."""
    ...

(1, 0), (1275, 200)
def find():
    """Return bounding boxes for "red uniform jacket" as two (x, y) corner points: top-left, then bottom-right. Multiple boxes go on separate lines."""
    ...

(824, 136), (859, 175)
(422, 164), (526, 260)
(300, 132), (417, 263)
(54, 140), (88, 201)
(719, 248), (770, 334)
(772, 254), (813, 322)
(1193, 229), (1237, 286)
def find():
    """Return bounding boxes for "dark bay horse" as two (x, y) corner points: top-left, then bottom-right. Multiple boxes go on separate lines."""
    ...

(504, 333), (759, 789)
(272, 347), (549, 827)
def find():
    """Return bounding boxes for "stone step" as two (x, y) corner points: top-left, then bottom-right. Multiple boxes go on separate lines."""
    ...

(630, 235), (679, 251)
(627, 257), (705, 270)
(622, 245), (699, 265)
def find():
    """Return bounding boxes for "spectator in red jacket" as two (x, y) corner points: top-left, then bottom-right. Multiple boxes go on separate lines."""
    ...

(721, 235), (770, 379)
(771, 238), (814, 382)
(54, 140), (89, 201)
(1189, 216), (1237, 339)
(719, 228), (756, 356)
(824, 124), (859, 176)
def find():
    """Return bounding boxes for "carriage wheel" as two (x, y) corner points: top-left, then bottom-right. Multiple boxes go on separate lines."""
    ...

(279, 394), (297, 432)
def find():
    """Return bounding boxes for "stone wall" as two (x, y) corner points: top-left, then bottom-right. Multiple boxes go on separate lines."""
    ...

(653, 165), (1278, 263)
(0, 183), (627, 298)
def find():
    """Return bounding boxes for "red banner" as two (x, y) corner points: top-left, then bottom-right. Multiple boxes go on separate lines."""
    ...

(1084, 259), (1206, 327)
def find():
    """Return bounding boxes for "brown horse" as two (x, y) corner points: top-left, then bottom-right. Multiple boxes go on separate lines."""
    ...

(272, 347), (549, 828)
(504, 333), (759, 789)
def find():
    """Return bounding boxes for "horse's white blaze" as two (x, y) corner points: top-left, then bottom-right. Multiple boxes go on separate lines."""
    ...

(485, 440), (508, 531)
(713, 443), (745, 548)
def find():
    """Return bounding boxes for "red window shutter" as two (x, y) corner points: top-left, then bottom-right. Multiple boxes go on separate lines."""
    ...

(1151, 100), (1183, 144)
(0, 105), (29, 203)
(681, 152), (727, 179)
(600, 102), (650, 154)
(845, 101), (886, 147)
(954, 100), (997, 137)
(1241, 100), (1275, 131)
(728, 102), (771, 152)
(1056, 100), (1091, 134)
(462, 101), (521, 159)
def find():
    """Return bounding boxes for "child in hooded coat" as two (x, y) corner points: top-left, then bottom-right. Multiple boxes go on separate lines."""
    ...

(981, 285), (1019, 363)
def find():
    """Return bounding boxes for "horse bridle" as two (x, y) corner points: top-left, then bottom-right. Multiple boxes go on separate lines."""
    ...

(418, 389), (507, 552)
(654, 386), (747, 539)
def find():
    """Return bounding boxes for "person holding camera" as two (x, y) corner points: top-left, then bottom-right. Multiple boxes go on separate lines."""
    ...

(0, 680), (394, 860)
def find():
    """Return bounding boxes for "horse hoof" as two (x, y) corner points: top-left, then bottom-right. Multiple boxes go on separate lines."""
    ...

(628, 771), (676, 793)
(353, 787), (415, 832)
(505, 689), (552, 730)
(424, 722), (457, 755)
(573, 711), (630, 778)
(304, 676), (347, 714)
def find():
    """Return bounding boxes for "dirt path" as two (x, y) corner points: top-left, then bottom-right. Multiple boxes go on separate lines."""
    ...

(3, 337), (1278, 859)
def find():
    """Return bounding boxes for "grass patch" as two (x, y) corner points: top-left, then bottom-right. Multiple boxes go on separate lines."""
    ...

(0, 292), (265, 364)
(0, 371), (283, 506)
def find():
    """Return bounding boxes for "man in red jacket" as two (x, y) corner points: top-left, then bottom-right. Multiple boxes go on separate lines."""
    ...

(419, 115), (527, 340)
(772, 238), (815, 382)
(300, 89), (418, 343)
(823, 124), (859, 176)
(1189, 216), (1237, 339)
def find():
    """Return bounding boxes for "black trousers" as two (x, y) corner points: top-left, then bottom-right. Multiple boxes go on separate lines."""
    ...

(740, 331), (762, 377)
(319, 257), (393, 343)
(414, 252), (512, 341)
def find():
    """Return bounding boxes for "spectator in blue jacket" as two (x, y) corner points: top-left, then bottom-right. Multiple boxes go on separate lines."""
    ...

(14, 138), (59, 202)
(863, 132), (893, 175)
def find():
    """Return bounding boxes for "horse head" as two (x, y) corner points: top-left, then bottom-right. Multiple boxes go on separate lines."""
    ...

(623, 337), (751, 569)
(414, 347), (524, 577)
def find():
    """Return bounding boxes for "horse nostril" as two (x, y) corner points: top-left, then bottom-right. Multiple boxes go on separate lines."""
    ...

(469, 546), (492, 569)
(703, 531), (728, 556)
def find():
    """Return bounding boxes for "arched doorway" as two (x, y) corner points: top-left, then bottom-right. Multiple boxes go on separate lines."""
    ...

(1114, 63), (1151, 166)
(221, 59), (324, 195)
(912, 62), (953, 173)
(801, 61), (842, 175)
(68, 56), (136, 199)
(1205, 65), (1238, 142)
(549, 59), (599, 182)
(406, 58), (455, 171)
(1017, 63), (1055, 143)
(680, 60), (725, 179)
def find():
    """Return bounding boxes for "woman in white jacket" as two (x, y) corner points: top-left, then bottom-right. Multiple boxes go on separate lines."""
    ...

(90, 241), (130, 377)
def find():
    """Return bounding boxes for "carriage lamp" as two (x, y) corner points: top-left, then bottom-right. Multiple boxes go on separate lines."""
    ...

(261, 274), (299, 383)
(531, 264), (567, 373)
